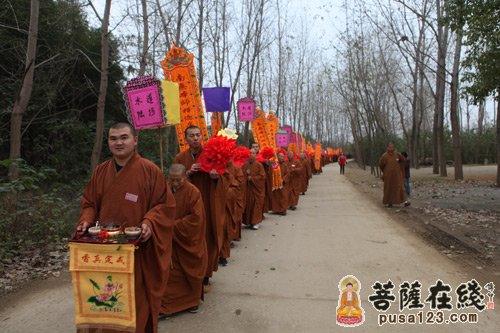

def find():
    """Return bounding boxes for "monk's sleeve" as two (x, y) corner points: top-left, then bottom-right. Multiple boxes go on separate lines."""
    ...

(174, 188), (204, 244)
(252, 165), (266, 184)
(143, 169), (176, 229)
(379, 155), (386, 172)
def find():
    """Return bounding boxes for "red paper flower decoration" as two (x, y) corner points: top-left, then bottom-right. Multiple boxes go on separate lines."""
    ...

(232, 146), (252, 167)
(197, 135), (236, 174)
(260, 146), (275, 160)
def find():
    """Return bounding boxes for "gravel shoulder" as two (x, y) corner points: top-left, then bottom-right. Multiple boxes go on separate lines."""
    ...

(344, 162), (500, 282)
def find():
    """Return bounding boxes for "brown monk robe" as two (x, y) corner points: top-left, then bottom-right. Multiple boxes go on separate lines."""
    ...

(379, 143), (409, 206)
(297, 154), (309, 195)
(287, 151), (303, 210)
(301, 153), (312, 191)
(261, 161), (274, 216)
(160, 164), (207, 316)
(270, 153), (290, 215)
(76, 123), (175, 333)
(219, 161), (243, 264)
(173, 126), (231, 288)
(242, 153), (266, 229)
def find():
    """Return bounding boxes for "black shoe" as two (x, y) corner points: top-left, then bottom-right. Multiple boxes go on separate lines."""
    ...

(289, 206), (296, 211)
(277, 211), (287, 216)
(187, 306), (199, 313)
(219, 257), (228, 266)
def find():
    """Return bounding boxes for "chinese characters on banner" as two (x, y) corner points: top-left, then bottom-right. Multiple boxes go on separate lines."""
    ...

(69, 242), (136, 332)
(125, 76), (167, 130)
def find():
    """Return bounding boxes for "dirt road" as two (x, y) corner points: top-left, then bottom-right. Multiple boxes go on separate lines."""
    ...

(1, 164), (498, 332)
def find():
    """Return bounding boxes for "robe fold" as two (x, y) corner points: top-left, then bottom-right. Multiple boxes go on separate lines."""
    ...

(77, 152), (175, 333)
(174, 149), (230, 278)
(270, 161), (290, 213)
(261, 162), (273, 216)
(160, 181), (207, 315)
(242, 161), (266, 226)
(288, 158), (303, 207)
(379, 152), (408, 205)
(220, 162), (243, 258)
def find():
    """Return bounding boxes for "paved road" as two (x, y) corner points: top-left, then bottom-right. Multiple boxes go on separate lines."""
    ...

(0, 164), (498, 332)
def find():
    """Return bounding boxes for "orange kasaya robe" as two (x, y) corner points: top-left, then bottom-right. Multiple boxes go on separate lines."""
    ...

(288, 158), (303, 207)
(174, 149), (231, 278)
(160, 181), (207, 315)
(220, 162), (244, 259)
(242, 160), (266, 226)
(379, 151), (408, 205)
(78, 152), (175, 333)
(270, 161), (290, 213)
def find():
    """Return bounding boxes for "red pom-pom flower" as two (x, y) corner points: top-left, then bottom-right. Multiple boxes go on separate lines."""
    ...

(232, 146), (252, 167)
(197, 135), (236, 174)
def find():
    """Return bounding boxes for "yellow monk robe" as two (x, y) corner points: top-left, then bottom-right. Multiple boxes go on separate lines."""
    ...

(337, 290), (362, 318)
(77, 152), (175, 333)
(173, 149), (232, 278)
(160, 181), (207, 315)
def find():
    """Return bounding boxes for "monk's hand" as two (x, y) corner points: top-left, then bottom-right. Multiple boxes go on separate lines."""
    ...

(76, 222), (90, 237)
(209, 169), (219, 179)
(140, 223), (152, 242)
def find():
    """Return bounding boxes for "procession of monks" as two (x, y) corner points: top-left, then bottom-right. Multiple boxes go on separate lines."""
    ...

(159, 125), (330, 318)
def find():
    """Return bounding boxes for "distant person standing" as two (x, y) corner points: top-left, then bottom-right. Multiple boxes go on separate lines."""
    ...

(401, 152), (411, 196)
(379, 143), (410, 207)
(338, 152), (347, 175)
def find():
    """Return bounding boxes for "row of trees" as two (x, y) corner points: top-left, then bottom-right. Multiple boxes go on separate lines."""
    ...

(1, 0), (499, 186)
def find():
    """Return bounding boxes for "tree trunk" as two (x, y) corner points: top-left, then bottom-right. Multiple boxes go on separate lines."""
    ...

(197, 0), (204, 89)
(176, 0), (183, 44)
(450, 31), (463, 180)
(138, 0), (149, 76)
(8, 0), (40, 180)
(496, 93), (500, 187)
(434, 0), (448, 177)
(90, 0), (111, 171)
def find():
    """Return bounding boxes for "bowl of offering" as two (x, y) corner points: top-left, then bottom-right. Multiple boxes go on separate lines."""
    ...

(102, 224), (122, 237)
(88, 226), (101, 236)
(124, 227), (142, 239)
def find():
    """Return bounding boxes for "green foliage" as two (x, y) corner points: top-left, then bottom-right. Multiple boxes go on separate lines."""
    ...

(0, 0), (125, 182)
(446, 0), (500, 101)
(0, 160), (80, 259)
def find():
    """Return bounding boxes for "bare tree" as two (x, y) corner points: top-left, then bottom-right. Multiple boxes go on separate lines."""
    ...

(138, 0), (149, 75)
(8, 0), (40, 180)
(449, 30), (463, 180)
(90, 0), (112, 171)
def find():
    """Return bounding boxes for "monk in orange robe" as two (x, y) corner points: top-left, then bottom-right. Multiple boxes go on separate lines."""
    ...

(219, 161), (245, 266)
(287, 151), (303, 210)
(270, 152), (290, 215)
(173, 125), (231, 291)
(75, 122), (175, 333)
(251, 143), (272, 219)
(160, 164), (207, 317)
(242, 151), (266, 229)
(301, 153), (312, 193)
(379, 143), (409, 207)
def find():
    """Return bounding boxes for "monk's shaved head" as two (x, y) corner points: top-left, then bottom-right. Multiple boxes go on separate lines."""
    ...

(110, 122), (136, 136)
(169, 163), (186, 175)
